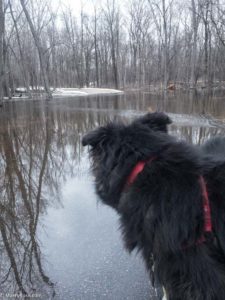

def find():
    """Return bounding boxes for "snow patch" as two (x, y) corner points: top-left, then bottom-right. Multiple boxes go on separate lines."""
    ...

(53, 88), (123, 97)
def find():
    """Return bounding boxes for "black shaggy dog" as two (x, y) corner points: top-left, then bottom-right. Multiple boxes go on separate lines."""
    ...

(82, 112), (225, 300)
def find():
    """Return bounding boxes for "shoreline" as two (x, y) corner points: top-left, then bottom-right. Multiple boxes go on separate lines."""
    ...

(2, 87), (124, 102)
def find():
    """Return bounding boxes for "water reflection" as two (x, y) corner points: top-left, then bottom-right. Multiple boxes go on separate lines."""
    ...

(0, 105), (54, 297)
(0, 91), (225, 298)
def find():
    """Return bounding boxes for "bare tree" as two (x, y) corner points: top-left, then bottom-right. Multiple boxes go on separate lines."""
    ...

(199, 0), (211, 85)
(19, 0), (52, 99)
(104, 0), (120, 89)
(0, 0), (4, 105)
(190, 0), (200, 88)
(8, 0), (31, 97)
(149, 0), (174, 89)
(129, 0), (152, 87)
(93, 5), (99, 87)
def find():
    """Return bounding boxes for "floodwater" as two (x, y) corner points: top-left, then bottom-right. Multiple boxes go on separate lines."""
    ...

(0, 90), (225, 300)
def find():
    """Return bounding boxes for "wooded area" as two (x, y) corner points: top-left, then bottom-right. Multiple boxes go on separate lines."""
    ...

(1, 0), (225, 100)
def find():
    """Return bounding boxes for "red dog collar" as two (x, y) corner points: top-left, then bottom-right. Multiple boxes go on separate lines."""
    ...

(125, 158), (213, 244)
(199, 176), (212, 234)
(126, 157), (156, 187)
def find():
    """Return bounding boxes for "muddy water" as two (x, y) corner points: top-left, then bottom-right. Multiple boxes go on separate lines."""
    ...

(0, 90), (225, 300)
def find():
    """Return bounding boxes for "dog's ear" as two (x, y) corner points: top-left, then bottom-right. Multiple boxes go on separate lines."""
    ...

(135, 112), (172, 132)
(82, 127), (108, 147)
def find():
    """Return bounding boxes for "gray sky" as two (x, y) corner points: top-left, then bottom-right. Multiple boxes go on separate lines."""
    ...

(57, 0), (102, 16)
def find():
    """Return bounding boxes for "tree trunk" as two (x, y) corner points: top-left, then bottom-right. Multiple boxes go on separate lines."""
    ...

(111, 35), (119, 89)
(0, 0), (4, 105)
(19, 0), (52, 100)
(9, 0), (31, 98)
(105, 0), (119, 89)
(94, 10), (99, 87)
(203, 0), (210, 86)
(190, 0), (198, 89)
(162, 0), (168, 90)
(80, 8), (84, 88)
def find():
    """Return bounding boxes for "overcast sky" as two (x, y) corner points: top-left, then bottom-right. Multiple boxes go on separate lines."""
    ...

(57, 0), (103, 16)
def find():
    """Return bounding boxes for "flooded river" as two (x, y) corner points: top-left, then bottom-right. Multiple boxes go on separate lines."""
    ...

(1, 90), (225, 300)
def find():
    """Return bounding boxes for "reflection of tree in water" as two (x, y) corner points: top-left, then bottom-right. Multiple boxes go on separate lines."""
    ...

(0, 101), (117, 296)
(0, 106), (55, 296)
(170, 125), (225, 144)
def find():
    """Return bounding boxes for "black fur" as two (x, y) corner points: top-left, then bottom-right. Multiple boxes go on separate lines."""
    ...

(82, 112), (225, 300)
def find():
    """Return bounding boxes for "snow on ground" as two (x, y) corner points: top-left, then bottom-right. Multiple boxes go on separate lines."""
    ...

(2, 88), (124, 102)
(53, 88), (124, 97)
(3, 96), (29, 100)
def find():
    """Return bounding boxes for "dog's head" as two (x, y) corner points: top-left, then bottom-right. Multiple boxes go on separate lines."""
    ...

(82, 112), (172, 208)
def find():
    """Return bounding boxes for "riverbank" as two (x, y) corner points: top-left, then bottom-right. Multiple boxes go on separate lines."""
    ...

(2, 87), (124, 102)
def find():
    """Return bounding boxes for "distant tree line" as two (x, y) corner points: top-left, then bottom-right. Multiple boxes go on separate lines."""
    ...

(1, 0), (225, 101)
